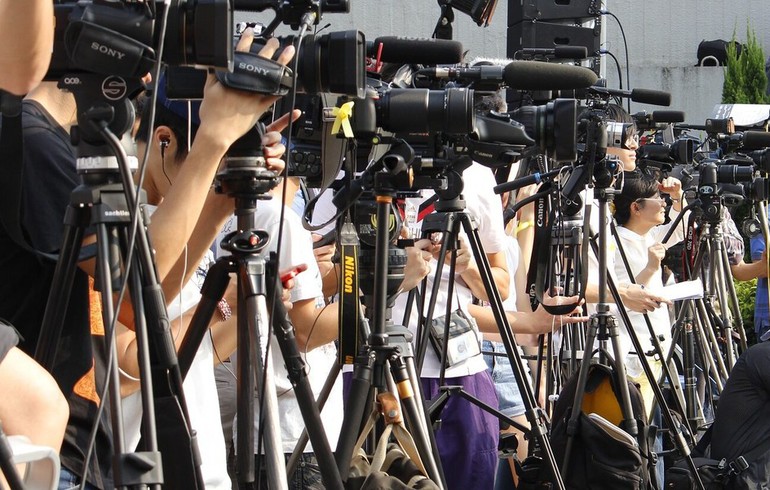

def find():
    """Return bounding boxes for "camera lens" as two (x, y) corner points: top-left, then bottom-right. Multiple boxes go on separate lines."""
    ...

(379, 88), (474, 134)
(294, 30), (366, 97)
(717, 165), (754, 184)
(509, 99), (576, 162)
(163, 0), (233, 69)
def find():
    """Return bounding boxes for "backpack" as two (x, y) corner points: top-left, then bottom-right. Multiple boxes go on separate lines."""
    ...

(519, 363), (656, 489)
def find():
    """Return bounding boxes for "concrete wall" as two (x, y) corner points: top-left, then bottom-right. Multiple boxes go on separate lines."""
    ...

(243, 0), (770, 124)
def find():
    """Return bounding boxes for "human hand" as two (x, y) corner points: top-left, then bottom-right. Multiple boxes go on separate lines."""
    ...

(278, 266), (303, 311)
(620, 283), (672, 314)
(197, 31), (295, 149)
(516, 183), (539, 221)
(659, 176), (682, 201)
(401, 239), (433, 292)
(312, 233), (336, 278)
(430, 236), (473, 275)
(531, 294), (588, 333)
(646, 243), (666, 270)
(261, 109), (302, 174)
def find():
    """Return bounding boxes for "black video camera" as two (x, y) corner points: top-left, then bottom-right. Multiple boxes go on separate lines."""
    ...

(48, 0), (233, 80)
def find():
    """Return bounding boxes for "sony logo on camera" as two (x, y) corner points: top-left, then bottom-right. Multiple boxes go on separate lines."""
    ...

(90, 42), (126, 61)
(237, 62), (271, 76)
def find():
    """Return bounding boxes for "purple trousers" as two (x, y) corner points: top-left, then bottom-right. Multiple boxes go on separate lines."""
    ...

(422, 371), (499, 490)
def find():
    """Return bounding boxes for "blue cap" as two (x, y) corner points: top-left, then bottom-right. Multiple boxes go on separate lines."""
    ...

(155, 73), (202, 126)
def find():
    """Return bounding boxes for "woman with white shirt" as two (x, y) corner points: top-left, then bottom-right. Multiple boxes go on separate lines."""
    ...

(611, 173), (686, 416)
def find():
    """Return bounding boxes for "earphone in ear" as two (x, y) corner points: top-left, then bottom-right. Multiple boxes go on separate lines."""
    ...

(159, 138), (170, 158)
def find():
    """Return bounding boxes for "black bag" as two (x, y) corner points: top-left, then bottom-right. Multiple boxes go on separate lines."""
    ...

(427, 309), (481, 368)
(696, 39), (744, 66)
(531, 364), (655, 489)
(665, 424), (770, 490)
(664, 457), (730, 489)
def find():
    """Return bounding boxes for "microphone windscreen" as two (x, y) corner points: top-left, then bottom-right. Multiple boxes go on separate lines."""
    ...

(651, 110), (685, 123)
(553, 46), (589, 59)
(630, 89), (671, 106)
(370, 37), (464, 64)
(742, 131), (770, 150)
(503, 61), (598, 90)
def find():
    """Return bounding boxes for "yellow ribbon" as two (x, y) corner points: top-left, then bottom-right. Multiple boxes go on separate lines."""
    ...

(331, 101), (355, 138)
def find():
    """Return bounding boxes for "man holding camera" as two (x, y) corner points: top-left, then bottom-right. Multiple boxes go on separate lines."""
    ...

(0, 29), (294, 489)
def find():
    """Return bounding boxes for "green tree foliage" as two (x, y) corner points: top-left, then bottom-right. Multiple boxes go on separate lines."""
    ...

(722, 24), (770, 104)
(735, 278), (757, 345)
(723, 37), (747, 103)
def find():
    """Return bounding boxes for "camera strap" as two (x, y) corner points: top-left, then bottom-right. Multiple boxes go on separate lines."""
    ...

(338, 217), (361, 365)
(528, 183), (583, 316)
(528, 184), (554, 311)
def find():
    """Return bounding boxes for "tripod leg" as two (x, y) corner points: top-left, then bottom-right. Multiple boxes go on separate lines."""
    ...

(335, 355), (374, 478)
(0, 421), (25, 490)
(178, 259), (233, 378)
(712, 241), (736, 370)
(459, 215), (565, 489)
(694, 299), (727, 389)
(269, 294), (343, 490)
(34, 219), (85, 370)
(238, 269), (288, 490)
(286, 361), (341, 477)
(388, 355), (445, 487)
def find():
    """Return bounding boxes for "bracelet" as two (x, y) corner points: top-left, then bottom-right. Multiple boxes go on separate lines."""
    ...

(217, 298), (232, 322)
(516, 220), (535, 234)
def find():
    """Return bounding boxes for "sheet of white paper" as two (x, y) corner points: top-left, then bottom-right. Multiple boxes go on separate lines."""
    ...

(655, 280), (704, 301)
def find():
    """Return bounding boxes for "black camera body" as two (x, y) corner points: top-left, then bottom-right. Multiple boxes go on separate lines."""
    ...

(48, 0), (233, 81)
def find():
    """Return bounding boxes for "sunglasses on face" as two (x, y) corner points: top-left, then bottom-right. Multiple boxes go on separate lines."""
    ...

(634, 195), (667, 206)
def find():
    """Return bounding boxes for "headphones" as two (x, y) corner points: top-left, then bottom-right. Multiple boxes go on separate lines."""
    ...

(159, 137), (170, 158)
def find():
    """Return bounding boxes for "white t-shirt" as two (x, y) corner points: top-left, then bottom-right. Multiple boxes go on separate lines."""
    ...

(218, 198), (343, 454)
(393, 163), (508, 378)
(612, 210), (684, 366)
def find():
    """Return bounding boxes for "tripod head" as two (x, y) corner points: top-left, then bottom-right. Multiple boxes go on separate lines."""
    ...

(59, 73), (143, 181)
(214, 123), (282, 256)
(216, 123), (281, 200)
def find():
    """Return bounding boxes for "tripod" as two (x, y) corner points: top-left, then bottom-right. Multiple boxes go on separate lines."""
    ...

(32, 74), (199, 489)
(406, 157), (564, 489)
(175, 126), (343, 490)
(332, 158), (445, 488)
(664, 200), (743, 430)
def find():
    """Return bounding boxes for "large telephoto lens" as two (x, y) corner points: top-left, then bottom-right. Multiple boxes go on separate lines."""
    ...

(638, 139), (696, 165)
(162, 0), (233, 69)
(294, 30), (366, 98)
(378, 88), (475, 134)
(717, 164), (754, 184)
(509, 99), (577, 162)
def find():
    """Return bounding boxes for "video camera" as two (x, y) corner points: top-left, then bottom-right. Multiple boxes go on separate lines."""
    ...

(48, 0), (233, 80)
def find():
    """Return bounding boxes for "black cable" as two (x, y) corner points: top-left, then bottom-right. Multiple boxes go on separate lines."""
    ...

(76, 2), (172, 487)
(255, 15), (315, 485)
(603, 49), (624, 94)
(603, 9), (632, 113)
